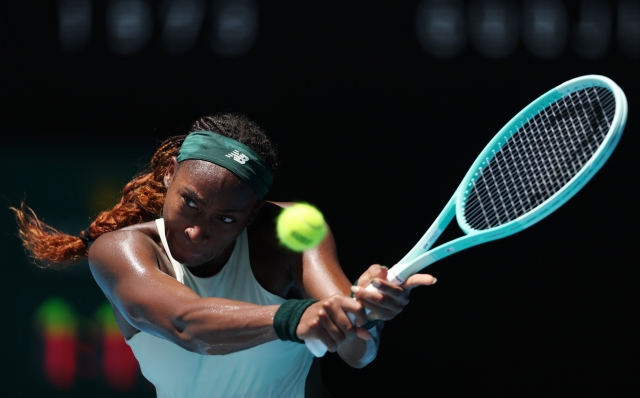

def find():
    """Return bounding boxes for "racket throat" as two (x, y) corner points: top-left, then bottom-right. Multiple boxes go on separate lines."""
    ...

(397, 192), (458, 265)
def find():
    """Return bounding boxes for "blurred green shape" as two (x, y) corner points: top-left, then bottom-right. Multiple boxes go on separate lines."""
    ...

(95, 301), (121, 337)
(35, 297), (77, 337)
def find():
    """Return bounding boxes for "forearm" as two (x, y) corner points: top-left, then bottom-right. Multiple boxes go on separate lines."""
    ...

(128, 296), (280, 355)
(337, 321), (383, 368)
(182, 299), (281, 355)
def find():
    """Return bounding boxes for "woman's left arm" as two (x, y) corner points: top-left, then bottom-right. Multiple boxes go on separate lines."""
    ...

(290, 223), (436, 368)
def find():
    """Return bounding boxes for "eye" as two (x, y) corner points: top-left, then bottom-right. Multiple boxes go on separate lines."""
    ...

(218, 215), (234, 224)
(183, 196), (198, 209)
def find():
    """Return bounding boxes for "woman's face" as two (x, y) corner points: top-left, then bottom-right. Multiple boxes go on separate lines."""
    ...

(162, 158), (262, 267)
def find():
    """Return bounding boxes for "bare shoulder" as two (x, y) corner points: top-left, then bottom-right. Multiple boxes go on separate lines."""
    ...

(248, 201), (288, 251)
(269, 201), (294, 209)
(249, 201), (294, 234)
(89, 222), (157, 262)
(248, 201), (302, 298)
(88, 222), (165, 290)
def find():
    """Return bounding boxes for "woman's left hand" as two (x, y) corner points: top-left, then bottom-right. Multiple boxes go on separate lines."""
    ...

(350, 264), (437, 321)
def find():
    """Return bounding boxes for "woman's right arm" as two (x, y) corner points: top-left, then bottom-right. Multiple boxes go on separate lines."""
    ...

(89, 229), (279, 355)
(88, 229), (366, 355)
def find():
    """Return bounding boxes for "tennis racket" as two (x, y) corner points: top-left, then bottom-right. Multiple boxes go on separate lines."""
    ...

(305, 75), (627, 357)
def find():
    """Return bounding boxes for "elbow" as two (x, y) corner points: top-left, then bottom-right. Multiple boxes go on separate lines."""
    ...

(169, 317), (210, 354)
(122, 305), (203, 354)
(170, 311), (236, 355)
(167, 328), (218, 355)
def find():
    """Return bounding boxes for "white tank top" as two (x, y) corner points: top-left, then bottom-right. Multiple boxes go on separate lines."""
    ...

(126, 219), (314, 398)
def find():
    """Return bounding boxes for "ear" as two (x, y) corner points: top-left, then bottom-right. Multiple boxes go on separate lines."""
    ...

(164, 157), (178, 189)
(246, 201), (266, 226)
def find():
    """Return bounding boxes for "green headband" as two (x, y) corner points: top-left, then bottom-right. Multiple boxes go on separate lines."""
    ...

(176, 130), (273, 200)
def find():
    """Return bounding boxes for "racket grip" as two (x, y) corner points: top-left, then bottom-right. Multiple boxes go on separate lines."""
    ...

(304, 286), (378, 357)
(305, 338), (328, 357)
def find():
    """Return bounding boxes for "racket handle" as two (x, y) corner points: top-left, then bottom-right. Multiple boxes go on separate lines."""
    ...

(305, 286), (377, 357)
(305, 338), (329, 357)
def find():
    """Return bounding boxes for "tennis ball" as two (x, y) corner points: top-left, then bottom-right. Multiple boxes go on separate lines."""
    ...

(277, 203), (327, 252)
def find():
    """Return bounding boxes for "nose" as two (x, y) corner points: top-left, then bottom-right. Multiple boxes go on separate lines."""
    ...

(185, 225), (209, 244)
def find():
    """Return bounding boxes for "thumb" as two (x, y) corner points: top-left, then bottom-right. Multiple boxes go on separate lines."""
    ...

(402, 274), (437, 289)
(374, 265), (389, 281)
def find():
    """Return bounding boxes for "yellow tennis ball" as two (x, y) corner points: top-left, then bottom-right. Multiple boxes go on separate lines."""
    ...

(277, 203), (328, 252)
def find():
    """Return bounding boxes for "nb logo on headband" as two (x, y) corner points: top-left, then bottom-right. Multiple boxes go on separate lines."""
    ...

(225, 150), (249, 165)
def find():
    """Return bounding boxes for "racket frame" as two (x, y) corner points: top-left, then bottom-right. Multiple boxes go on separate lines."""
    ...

(390, 75), (627, 285)
(305, 75), (627, 357)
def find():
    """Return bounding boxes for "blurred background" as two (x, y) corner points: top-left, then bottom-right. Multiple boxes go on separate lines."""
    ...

(1, 0), (638, 396)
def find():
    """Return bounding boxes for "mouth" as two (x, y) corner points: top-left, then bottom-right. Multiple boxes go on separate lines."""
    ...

(172, 238), (207, 260)
(180, 242), (206, 258)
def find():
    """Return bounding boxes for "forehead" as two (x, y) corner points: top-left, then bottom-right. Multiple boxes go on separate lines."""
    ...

(175, 160), (257, 205)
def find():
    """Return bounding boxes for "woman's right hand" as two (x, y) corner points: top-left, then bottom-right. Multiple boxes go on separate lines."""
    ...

(296, 295), (371, 352)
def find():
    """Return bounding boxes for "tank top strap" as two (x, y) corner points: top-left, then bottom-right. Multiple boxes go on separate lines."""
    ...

(155, 218), (185, 284)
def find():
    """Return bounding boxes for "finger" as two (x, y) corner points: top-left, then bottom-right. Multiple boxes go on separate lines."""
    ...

(402, 274), (437, 289)
(357, 264), (386, 287)
(329, 311), (371, 341)
(319, 308), (347, 348)
(339, 295), (368, 328)
(326, 302), (358, 341)
(354, 282), (407, 307)
(315, 326), (339, 353)
(299, 309), (340, 352)
(354, 326), (372, 341)
(372, 265), (388, 282)
(352, 285), (404, 319)
(369, 278), (406, 299)
(357, 299), (400, 321)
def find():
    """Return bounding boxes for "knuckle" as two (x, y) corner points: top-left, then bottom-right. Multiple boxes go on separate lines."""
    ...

(325, 296), (338, 306)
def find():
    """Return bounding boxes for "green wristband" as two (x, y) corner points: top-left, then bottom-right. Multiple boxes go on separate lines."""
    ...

(273, 299), (317, 343)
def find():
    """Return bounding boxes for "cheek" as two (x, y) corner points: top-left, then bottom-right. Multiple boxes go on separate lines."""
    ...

(205, 221), (247, 248)
(163, 192), (187, 218)
(162, 189), (176, 213)
(210, 222), (243, 243)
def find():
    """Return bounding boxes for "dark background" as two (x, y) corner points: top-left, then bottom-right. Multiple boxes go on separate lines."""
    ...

(1, 0), (638, 396)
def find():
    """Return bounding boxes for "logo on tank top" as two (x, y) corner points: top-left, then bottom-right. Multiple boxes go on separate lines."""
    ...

(225, 150), (249, 164)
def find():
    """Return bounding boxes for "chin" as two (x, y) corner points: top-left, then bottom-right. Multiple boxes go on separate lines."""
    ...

(175, 252), (209, 267)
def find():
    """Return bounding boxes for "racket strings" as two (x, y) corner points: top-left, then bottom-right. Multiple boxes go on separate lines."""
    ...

(464, 86), (616, 230)
(466, 89), (614, 227)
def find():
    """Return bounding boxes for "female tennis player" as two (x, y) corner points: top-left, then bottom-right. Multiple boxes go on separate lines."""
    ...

(13, 113), (436, 397)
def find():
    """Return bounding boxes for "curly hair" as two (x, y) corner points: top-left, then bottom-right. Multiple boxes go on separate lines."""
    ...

(11, 113), (278, 268)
